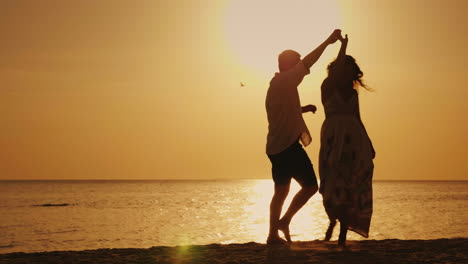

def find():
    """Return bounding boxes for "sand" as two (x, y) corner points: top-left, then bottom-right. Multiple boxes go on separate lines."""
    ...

(0, 239), (466, 264)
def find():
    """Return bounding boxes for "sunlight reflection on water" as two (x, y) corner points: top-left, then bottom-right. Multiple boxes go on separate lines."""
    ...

(238, 180), (330, 244)
(0, 180), (467, 253)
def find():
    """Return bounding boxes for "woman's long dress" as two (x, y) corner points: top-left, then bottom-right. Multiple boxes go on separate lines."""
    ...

(319, 86), (374, 238)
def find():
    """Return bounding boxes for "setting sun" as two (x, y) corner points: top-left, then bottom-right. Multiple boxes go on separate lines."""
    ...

(224, 0), (341, 75)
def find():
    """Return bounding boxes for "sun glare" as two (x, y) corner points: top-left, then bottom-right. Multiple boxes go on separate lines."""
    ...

(224, 0), (341, 75)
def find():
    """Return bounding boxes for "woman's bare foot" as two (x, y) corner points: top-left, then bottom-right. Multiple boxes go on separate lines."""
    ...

(278, 219), (291, 243)
(338, 239), (346, 247)
(337, 243), (348, 251)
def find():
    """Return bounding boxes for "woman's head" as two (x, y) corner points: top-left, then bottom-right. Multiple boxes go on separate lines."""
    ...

(327, 55), (369, 90)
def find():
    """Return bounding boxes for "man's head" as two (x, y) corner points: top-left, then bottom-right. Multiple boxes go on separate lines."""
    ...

(278, 50), (301, 72)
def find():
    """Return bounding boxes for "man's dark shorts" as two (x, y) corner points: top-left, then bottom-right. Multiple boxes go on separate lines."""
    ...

(267, 141), (318, 187)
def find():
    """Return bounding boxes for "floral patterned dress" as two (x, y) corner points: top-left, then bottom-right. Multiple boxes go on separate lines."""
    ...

(319, 85), (374, 238)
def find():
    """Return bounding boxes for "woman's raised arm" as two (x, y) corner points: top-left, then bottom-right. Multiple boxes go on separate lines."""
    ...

(331, 34), (348, 78)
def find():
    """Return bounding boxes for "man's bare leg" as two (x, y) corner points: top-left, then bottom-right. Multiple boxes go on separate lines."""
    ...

(267, 183), (290, 244)
(324, 218), (337, 241)
(278, 185), (318, 242)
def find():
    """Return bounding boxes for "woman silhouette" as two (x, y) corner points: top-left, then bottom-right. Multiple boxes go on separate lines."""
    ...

(318, 33), (375, 248)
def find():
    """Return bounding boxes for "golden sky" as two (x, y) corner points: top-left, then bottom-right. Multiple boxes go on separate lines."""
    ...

(1, 0), (467, 180)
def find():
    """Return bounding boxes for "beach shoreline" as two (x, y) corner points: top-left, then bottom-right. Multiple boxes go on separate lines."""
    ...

(0, 238), (466, 264)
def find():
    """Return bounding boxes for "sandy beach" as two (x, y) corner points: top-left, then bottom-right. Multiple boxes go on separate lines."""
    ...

(0, 238), (466, 264)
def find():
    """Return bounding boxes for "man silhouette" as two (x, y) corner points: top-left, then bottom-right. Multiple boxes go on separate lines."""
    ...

(265, 29), (341, 244)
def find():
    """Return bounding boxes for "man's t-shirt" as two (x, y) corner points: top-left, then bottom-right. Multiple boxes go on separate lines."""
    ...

(265, 61), (311, 155)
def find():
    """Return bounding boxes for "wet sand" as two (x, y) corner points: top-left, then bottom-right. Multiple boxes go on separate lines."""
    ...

(0, 239), (466, 264)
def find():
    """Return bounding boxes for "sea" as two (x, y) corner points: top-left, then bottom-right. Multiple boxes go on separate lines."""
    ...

(0, 180), (467, 254)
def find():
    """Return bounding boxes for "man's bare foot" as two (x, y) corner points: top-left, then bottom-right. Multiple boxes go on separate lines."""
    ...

(278, 220), (291, 243)
(266, 235), (287, 245)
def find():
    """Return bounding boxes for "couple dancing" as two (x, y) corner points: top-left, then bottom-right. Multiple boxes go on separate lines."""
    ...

(265, 29), (375, 248)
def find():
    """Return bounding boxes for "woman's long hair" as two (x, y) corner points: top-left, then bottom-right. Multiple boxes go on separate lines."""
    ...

(327, 55), (371, 91)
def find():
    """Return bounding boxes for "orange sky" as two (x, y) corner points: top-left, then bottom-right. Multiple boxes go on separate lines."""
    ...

(1, 0), (467, 180)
